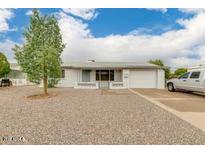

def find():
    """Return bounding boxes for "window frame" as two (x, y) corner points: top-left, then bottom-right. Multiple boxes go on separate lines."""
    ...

(189, 71), (201, 79)
(178, 72), (190, 79)
(96, 70), (114, 81)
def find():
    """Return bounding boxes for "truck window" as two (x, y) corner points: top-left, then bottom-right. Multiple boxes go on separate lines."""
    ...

(190, 71), (200, 79)
(179, 72), (190, 79)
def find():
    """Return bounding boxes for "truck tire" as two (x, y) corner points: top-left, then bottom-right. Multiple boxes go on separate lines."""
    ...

(167, 83), (175, 92)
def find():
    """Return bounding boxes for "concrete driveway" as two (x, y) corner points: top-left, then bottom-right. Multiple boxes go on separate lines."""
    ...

(1, 86), (205, 144)
(130, 88), (205, 132)
(131, 89), (205, 112)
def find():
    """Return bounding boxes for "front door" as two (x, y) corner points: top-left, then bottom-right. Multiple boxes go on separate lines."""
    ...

(99, 70), (109, 88)
(187, 71), (202, 91)
(175, 72), (190, 89)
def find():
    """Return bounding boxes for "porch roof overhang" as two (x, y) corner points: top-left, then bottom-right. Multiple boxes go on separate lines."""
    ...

(61, 62), (165, 69)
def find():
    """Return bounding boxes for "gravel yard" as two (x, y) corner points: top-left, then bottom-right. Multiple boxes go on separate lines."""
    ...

(0, 86), (205, 144)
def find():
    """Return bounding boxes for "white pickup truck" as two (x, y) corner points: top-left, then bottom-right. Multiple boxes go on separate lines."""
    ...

(167, 68), (205, 92)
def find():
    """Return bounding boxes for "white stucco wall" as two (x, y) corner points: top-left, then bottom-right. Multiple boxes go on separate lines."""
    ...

(122, 69), (130, 88)
(55, 68), (165, 89)
(114, 70), (122, 82)
(90, 70), (96, 82)
(156, 69), (165, 89)
(56, 68), (81, 87)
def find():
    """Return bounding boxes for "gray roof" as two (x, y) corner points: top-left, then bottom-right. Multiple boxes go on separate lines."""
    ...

(61, 62), (164, 69)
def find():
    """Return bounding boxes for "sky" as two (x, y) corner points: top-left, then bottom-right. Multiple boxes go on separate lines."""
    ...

(1, 8), (205, 69)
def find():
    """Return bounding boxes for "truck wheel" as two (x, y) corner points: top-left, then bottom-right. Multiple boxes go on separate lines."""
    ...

(167, 83), (175, 92)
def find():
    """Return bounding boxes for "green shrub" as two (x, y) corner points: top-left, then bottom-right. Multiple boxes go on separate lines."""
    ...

(48, 78), (59, 88)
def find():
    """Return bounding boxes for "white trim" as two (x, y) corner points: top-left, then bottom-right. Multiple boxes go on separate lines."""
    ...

(74, 82), (99, 89)
(109, 82), (126, 89)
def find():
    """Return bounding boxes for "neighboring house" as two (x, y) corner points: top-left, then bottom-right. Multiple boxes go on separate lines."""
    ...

(9, 62), (165, 89)
(8, 63), (33, 86)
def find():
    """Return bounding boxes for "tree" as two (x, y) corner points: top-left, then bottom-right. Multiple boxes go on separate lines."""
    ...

(149, 59), (171, 79)
(174, 68), (187, 77)
(13, 10), (65, 94)
(0, 52), (10, 78)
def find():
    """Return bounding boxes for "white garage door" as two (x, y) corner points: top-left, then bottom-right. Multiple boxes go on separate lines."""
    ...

(129, 69), (157, 88)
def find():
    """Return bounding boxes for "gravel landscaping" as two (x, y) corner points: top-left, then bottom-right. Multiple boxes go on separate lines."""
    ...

(0, 86), (205, 144)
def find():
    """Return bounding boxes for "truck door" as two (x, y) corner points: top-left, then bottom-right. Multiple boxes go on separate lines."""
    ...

(175, 72), (190, 89)
(187, 71), (202, 91)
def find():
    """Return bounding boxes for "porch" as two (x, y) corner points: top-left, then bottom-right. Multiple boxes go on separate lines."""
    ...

(56, 69), (126, 89)
(75, 69), (125, 89)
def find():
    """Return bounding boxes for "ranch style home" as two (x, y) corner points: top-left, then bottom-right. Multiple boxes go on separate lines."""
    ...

(8, 62), (165, 89)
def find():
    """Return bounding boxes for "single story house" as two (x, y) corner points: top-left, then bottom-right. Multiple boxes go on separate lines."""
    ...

(9, 61), (165, 89)
(8, 63), (32, 86)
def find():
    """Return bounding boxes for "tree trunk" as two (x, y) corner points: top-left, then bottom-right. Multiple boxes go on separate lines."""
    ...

(43, 75), (48, 95)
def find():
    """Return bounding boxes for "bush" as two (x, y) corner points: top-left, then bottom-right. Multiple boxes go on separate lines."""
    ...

(0, 52), (10, 78)
(48, 78), (59, 88)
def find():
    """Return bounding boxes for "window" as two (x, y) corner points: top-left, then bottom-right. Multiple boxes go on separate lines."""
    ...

(190, 71), (200, 79)
(96, 70), (114, 81)
(61, 69), (65, 78)
(96, 70), (100, 81)
(179, 72), (190, 79)
(101, 70), (109, 81)
(109, 70), (114, 81)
